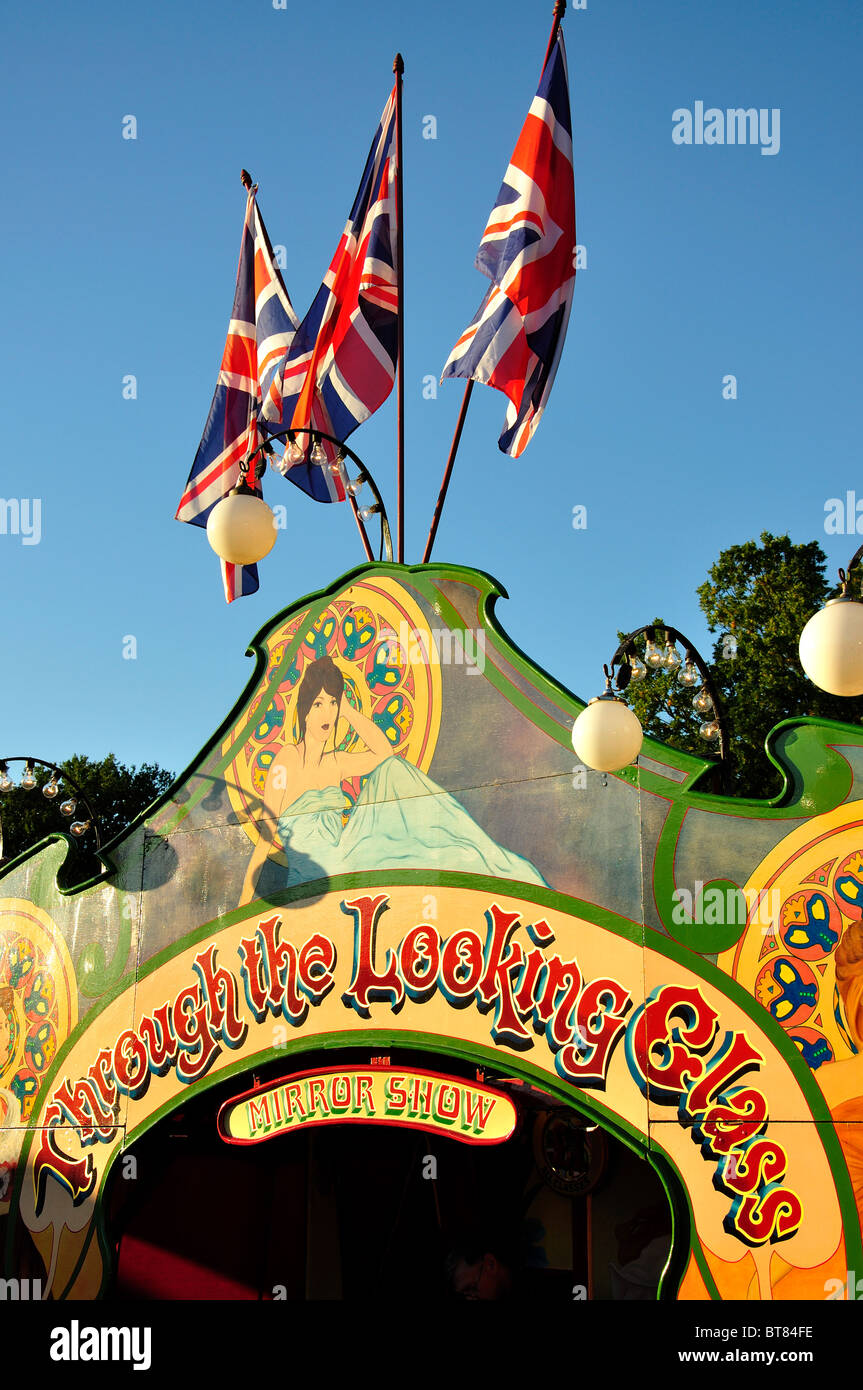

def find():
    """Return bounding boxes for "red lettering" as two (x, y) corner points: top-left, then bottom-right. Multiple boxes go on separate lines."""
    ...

(283, 1081), (306, 1120)
(193, 945), (246, 1046)
(172, 985), (220, 1083)
(683, 1032), (764, 1120)
(514, 947), (546, 1018)
(440, 930), (484, 998)
(721, 1138), (787, 1197)
(386, 1076), (408, 1112)
(435, 1083), (460, 1123)
(112, 1030), (150, 1098)
(630, 985), (719, 1099)
(399, 925), (441, 995)
(330, 1075), (351, 1110)
(248, 1094), (271, 1133)
(255, 915), (306, 1021)
(298, 934), (336, 1002)
(86, 1048), (119, 1116)
(478, 906), (529, 1043)
(308, 1077), (328, 1114)
(354, 1075), (375, 1115)
(341, 894), (405, 1011)
(139, 1002), (178, 1074)
(53, 1077), (115, 1143)
(32, 1102), (95, 1216)
(533, 955), (583, 1048)
(729, 1185), (803, 1245)
(697, 1087), (769, 1157)
(557, 979), (630, 1085)
(238, 930), (269, 1017)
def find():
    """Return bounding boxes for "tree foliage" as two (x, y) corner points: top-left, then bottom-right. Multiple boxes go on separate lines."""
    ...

(0, 753), (174, 867)
(619, 533), (863, 800)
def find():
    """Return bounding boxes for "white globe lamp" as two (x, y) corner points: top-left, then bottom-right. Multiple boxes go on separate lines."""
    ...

(799, 596), (863, 697)
(572, 687), (643, 773)
(206, 482), (277, 566)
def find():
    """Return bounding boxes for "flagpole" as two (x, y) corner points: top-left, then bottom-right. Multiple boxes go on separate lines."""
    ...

(421, 381), (473, 563)
(421, 0), (566, 565)
(394, 52), (405, 564)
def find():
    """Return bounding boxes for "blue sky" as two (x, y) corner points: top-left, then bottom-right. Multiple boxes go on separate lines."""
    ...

(1, 0), (861, 778)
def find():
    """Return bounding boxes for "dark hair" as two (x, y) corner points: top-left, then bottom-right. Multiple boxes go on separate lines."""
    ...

(296, 656), (345, 744)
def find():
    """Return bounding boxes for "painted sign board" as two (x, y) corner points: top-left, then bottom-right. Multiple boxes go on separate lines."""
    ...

(217, 1066), (518, 1145)
(1, 562), (862, 1302)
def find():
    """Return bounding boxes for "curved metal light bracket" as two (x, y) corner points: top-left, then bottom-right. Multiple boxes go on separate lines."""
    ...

(606, 623), (730, 788)
(0, 756), (102, 865)
(838, 544), (863, 597)
(241, 429), (394, 563)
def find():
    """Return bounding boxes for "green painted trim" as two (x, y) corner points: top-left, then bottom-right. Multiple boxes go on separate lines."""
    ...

(0, 828), (116, 896)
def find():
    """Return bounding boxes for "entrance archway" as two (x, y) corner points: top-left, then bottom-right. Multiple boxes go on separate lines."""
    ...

(106, 1047), (685, 1301)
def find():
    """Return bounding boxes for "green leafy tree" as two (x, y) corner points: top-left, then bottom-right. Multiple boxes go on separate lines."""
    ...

(0, 753), (174, 866)
(619, 533), (863, 799)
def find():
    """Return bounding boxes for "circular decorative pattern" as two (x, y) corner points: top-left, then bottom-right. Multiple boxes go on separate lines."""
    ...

(754, 956), (818, 1028)
(224, 578), (443, 853)
(833, 851), (863, 920)
(0, 900), (77, 1212)
(717, 807), (863, 1073)
(777, 890), (842, 961)
(788, 1026), (835, 1071)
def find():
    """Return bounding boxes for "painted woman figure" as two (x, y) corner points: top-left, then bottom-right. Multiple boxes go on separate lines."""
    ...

(239, 655), (545, 904)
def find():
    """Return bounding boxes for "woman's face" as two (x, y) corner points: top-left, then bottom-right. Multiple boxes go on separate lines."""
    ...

(305, 692), (339, 744)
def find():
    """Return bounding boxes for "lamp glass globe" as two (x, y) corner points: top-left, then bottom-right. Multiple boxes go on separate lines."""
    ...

(206, 493), (277, 565)
(571, 698), (643, 773)
(799, 598), (863, 697)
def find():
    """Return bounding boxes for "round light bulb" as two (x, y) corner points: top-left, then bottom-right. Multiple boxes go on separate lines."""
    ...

(699, 719), (721, 743)
(571, 694), (643, 772)
(20, 768), (37, 790)
(644, 639), (663, 670)
(359, 504), (379, 522)
(270, 454), (290, 477)
(59, 798), (77, 817)
(310, 439), (327, 466)
(626, 654), (647, 682)
(663, 642), (682, 672)
(206, 491), (277, 565)
(693, 687), (714, 716)
(678, 661), (699, 688)
(346, 476), (364, 499)
(0, 773), (12, 793)
(286, 439), (304, 464)
(70, 820), (90, 838)
(799, 597), (863, 697)
(42, 776), (60, 800)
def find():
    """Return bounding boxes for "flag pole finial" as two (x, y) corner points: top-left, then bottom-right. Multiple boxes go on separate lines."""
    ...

(393, 52), (404, 74)
(240, 169), (254, 191)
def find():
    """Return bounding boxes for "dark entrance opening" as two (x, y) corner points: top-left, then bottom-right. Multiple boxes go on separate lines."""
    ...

(107, 1050), (679, 1300)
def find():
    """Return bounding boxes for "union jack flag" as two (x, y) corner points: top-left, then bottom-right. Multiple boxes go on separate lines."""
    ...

(261, 85), (399, 487)
(441, 30), (575, 457)
(175, 187), (298, 602)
